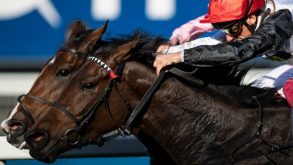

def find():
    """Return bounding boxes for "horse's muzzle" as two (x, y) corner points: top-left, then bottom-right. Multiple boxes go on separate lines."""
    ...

(5, 119), (26, 137)
(1, 119), (28, 147)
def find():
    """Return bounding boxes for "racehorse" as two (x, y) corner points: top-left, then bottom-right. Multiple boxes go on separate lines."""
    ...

(0, 20), (108, 150)
(1, 22), (293, 165)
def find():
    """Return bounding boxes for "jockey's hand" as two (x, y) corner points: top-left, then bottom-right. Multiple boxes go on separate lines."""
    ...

(156, 37), (179, 54)
(153, 52), (182, 75)
(156, 44), (170, 54)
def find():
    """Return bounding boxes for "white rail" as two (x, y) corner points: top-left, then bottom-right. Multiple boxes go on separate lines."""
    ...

(0, 137), (31, 159)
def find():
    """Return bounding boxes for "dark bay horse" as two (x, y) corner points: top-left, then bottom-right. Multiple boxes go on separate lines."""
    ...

(1, 22), (293, 165)
(0, 21), (108, 148)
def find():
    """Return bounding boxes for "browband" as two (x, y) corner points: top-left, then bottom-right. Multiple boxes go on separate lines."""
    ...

(87, 56), (118, 79)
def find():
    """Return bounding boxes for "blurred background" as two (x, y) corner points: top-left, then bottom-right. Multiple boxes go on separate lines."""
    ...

(0, 0), (209, 164)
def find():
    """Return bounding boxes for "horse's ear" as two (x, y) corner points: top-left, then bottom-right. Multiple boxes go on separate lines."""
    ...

(110, 39), (139, 65)
(79, 20), (109, 51)
(66, 21), (87, 42)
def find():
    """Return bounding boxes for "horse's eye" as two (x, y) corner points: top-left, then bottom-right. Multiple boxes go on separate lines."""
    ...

(56, 69), (70, 77)
(81, 83), (96, 90)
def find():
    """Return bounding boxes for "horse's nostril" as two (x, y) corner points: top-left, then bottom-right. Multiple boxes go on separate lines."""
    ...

(9, 122), (22, 131)
(25, 130), (48, 151)
(32, 132), (47, 144)
(7, 120), (26, 136)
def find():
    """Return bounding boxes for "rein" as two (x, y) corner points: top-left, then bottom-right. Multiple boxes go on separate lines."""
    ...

(121, 70), (169, 132)
(95, 68), (170, 146)
(120, 66), (207, 133)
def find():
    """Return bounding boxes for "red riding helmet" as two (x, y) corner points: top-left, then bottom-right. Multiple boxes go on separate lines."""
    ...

(200, 0), (266, 23)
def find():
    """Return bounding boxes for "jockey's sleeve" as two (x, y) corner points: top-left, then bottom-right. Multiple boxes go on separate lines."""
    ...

(170, 15), (214, 44)
(182, 9), (293, 66)
(165, 31), (225, 54)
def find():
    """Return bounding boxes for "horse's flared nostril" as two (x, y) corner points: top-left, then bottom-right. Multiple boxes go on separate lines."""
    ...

(6, 120), (26, 137)
(25, 130), (49, 151)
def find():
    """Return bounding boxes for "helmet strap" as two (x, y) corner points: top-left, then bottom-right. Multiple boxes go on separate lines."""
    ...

(242, 0), (256, 33)
(243, 20), (257, 34)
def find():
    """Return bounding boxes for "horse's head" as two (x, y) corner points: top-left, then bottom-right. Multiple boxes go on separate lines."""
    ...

(2, 28), (141, 162)
(18, 39), (139, 162)
(1, 21), (108, 156)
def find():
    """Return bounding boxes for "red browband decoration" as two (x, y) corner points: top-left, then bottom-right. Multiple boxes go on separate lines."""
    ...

(87, 56), (119, 79)
(109, 70), (119, 79)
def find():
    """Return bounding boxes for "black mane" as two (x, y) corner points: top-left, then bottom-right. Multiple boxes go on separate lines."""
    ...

(95, 30), (166, 66)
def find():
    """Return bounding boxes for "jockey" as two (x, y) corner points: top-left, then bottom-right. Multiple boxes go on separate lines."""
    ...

(154, 0), (293, 105)
(158, 0), (293, 48)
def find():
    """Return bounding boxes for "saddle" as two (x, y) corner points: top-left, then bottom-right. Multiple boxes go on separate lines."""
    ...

(167, 64), (207, 87)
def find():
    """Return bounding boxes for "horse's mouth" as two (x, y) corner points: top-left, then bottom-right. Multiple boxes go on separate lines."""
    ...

(28, 139), (69, 163)
(6, 134), (28, 149)
(6, 133), (62, 163)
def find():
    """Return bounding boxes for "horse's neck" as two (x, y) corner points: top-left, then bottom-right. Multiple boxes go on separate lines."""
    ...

(118, 61), (292, 164)
(118, 61), (157, 105)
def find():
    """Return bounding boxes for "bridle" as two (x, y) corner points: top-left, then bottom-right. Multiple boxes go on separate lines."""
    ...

(17, 47), (125, 149)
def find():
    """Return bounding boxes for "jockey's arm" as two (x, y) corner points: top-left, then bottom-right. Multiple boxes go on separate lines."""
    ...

(170, 15), (214, 44)
(154, 9), (293, 75)
(182, 9), (293, 66)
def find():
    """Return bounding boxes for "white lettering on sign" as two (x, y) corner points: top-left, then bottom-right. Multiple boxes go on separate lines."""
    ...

(91, 0), (176, 21)
(91, 0), (121, 20)
(0, 0), (177, 27)
(146, 0), (175, 20)
(0, 0), (61, 28)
